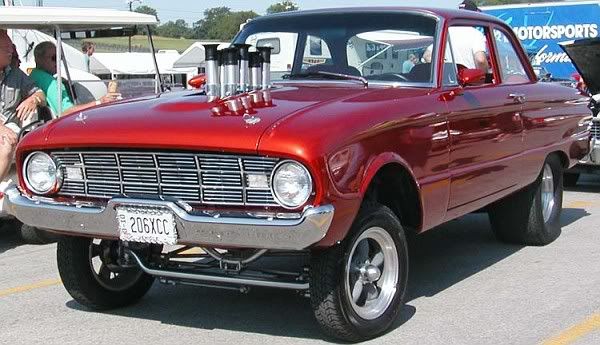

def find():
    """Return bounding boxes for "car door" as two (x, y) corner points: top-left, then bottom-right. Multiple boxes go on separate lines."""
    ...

(442, 22), (525, 217)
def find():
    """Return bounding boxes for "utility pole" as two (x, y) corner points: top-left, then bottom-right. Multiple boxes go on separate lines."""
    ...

(37, 0), (43, 6)
(126, 0), (142, 52)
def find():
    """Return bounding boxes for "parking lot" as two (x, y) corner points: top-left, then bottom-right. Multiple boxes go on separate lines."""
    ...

(0, 176), (599, 345)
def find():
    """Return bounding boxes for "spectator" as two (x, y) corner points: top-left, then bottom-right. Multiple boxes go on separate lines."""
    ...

(421, 44), (433, 64)
(450, 0), (489, 72)
(0, 31), (47, 180)
(402, 54), (417, 73)
(81, 41), (95, 73)
(29, 41), (118, 116)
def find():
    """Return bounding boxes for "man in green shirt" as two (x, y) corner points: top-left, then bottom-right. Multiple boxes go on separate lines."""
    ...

(30, 41), (118, 116)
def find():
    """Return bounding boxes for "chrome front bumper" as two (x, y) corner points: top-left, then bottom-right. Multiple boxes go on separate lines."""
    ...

(3, 186), (334, 250)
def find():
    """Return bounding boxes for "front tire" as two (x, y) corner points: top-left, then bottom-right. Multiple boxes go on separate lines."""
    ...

(310, 204), (408, 342)
(489, 155), (563, 245)
(57, 237), (154, 310)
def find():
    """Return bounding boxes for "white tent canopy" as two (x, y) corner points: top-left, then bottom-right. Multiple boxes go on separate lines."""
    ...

(0, 6), (157, 30)
(91, 51), (195, 76)
(173, 41), (229, 69)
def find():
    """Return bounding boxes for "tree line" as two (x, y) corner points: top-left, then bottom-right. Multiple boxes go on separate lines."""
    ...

(134, 1), (298, 41)
(135, 0), (562, 41)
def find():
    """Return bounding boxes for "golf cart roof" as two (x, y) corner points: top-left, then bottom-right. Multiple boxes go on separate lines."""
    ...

(0, 6), (157, 30)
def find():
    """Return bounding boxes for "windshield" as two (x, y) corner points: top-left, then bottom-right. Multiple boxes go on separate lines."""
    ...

(234, 11), (439, 86)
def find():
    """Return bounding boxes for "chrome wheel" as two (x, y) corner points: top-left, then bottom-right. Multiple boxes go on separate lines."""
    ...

(541, 163), (555, 223)
(345, 227), (399, 320)
(89, 240), (143, 292)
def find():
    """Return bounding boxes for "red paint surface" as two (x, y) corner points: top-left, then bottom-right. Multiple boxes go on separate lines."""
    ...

(15, 9), (592, 248)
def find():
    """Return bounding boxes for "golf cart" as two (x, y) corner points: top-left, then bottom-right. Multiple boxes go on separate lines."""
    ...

(0, 6), (160, 242)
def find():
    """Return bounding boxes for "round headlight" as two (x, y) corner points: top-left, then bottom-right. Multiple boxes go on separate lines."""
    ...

(271, 160), (312, 209)
(24, 152), (60, 194)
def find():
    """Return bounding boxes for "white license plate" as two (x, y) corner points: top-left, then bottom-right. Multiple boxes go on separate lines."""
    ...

(117, 206), (177, 245)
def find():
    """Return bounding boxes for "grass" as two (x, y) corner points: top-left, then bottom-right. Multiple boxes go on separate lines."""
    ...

(66, 35), (199, 53)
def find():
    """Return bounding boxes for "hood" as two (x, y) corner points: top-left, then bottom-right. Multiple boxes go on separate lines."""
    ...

(20, 84), (382, 153)
(560, 38), (600, 95)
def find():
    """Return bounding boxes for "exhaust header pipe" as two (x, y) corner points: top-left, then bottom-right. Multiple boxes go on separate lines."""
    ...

(203, 44), (220, 101)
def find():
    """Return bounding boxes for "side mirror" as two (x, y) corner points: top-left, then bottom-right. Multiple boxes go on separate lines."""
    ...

(188, 74), (207, 89)
(458, 68), (486, 86)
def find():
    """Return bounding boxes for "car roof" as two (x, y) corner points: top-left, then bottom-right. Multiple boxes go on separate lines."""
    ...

(253, 7), (506, 25)
(0, 6), (157, 30)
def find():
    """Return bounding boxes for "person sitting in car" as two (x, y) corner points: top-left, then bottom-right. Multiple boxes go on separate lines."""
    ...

(29, 41), (119, 116)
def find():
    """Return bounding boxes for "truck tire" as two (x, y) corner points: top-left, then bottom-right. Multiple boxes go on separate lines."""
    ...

(310, 204), (408, 342)
(57, 236), (154, 310)
(489, 155), (563, 246)
(563, 172), (579, 187)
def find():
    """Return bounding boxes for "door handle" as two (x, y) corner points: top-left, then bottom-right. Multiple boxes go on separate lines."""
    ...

(509, 93), (526, 104)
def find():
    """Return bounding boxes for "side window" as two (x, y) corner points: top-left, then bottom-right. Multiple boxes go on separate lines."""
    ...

(256, 38), (281, 55)
(493, 29), (529, 84)
(448, 25), (493, 84)
(301, 35), (332, 72)
(442, 38), (458, 86)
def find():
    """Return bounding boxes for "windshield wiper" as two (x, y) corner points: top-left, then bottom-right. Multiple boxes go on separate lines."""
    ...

(283, 71), (368, 87)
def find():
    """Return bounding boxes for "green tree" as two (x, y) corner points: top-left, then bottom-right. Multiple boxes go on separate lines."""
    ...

(133, 5), (159, 35)
(133, 5), (159, 21)
(157, 19), (191, 38)
(192, 7), (258, 41)
(266, 1), (299, 14)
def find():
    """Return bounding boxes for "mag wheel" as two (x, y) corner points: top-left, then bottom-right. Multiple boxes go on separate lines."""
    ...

(57, 237), (154, 310)
(310, 204), (408, 342)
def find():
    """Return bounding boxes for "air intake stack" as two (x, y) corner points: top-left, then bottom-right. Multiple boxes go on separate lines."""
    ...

(257, 46), (273, 90)
(249, 52), (263, 91)
(203, 44), (220, 101)
(235, 44), (251, 93)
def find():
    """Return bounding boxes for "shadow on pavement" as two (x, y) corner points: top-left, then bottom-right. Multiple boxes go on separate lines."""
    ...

(64, 213), (524, 340)
(406, 213), (522, 301)
(65, 207), (586, 338)
(0, 219), (24, 255)
(561, 208), (590, 227)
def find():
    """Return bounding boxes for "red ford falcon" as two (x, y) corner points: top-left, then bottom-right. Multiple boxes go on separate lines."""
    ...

(4, 7), (592, 342)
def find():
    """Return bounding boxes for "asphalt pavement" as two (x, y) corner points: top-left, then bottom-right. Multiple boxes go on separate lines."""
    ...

(1, 175), (600, 344)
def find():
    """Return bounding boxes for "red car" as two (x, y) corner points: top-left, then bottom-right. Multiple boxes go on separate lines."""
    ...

(4, 7), (591, 341)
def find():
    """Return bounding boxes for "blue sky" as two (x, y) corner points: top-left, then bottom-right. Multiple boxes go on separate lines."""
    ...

(25, 0), (454, 24)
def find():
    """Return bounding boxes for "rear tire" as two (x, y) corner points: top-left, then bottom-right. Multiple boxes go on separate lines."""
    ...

(563, 172), (579, 187)
(309, 204), (408, 342)
(57, 237), (154, 310)
(489, 155), (563, 246)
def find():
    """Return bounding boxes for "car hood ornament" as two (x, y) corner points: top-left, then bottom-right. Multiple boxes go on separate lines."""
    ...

(243, 114), (261, 125)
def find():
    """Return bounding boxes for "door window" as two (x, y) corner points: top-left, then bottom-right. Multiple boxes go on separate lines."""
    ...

(493, 29), (529, 84)
(448, 25), (494, 85)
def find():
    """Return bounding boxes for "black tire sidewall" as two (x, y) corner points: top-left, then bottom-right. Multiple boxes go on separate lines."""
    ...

(57, 236), (154, 310)
(336, 205), (409, 338)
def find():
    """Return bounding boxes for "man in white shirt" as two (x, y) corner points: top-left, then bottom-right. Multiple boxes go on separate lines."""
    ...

(449, 0), (489, 73)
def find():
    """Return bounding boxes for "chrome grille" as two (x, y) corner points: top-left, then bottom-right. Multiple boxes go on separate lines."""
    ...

(591, 120), (600, 139)
(51, 151), (279, 206)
